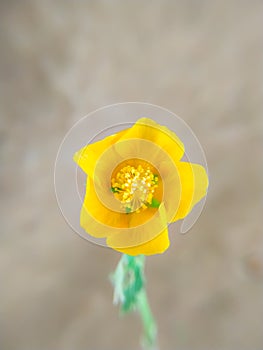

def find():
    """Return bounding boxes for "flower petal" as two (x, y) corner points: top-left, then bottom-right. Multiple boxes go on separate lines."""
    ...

(80, 178), (169, 253)
(108, 227), (170, 256)
(80, 177), (129, 238)
(106, 202), (168, 249)
(73, 129), (127, 177)
(118, 118), (185, 162)
(169, 162), (209, 222)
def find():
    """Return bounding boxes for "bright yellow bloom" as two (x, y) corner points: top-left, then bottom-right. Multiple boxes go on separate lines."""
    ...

(74, 118), (208, 256)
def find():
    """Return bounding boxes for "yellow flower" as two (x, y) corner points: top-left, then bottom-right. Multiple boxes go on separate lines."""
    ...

(74, 118), (208, 256)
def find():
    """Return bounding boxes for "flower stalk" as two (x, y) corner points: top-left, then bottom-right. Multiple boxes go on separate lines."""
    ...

(111, 254), (158, 350)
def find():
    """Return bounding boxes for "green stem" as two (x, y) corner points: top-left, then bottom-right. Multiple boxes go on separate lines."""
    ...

(111, 254), (158, 350)
(137, 288), (158, 349)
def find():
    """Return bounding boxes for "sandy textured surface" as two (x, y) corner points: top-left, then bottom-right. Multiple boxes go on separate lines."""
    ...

(0, 1), (262, 349)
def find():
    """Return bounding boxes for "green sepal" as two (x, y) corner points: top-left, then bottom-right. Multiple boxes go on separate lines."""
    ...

(153, 174), (159, 184)
(125, 207), (132, 214)
(149, 198), (160, 208)
(111, 186), (122, 193)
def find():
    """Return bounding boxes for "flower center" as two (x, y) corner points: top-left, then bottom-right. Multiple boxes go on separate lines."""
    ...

(111, 161), (159, 213)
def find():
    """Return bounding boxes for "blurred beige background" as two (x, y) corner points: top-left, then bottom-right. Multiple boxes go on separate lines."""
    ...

(0, 1), (262, 350)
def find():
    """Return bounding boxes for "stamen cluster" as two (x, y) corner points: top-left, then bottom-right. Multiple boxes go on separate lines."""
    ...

(111, 164), (158, 213)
